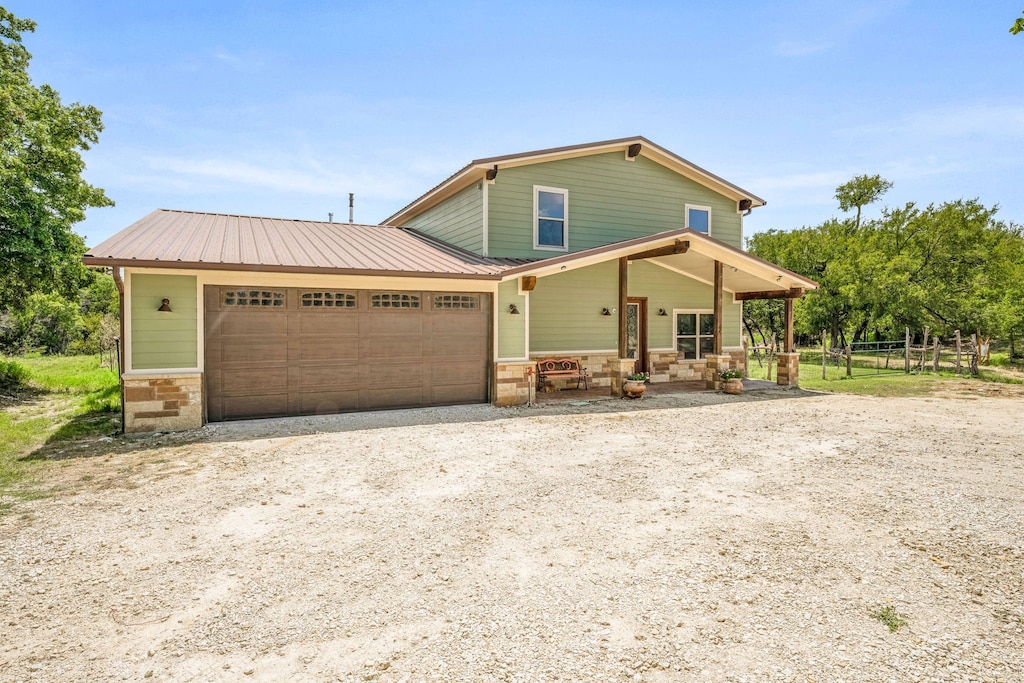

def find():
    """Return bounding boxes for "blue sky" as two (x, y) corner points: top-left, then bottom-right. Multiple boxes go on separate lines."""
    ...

(11, 1), (1024, 247)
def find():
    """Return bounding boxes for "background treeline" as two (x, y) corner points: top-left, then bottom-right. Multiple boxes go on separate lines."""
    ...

(0, 271), (119, 356)
(744, 176), (1024, 356)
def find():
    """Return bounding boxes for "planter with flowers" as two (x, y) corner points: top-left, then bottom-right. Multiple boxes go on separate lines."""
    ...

(720, 368), (743, 395)
(623, 371), (649, 399)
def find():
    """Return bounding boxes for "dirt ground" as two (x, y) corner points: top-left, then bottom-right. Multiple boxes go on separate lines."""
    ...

(1, 386), (1022, 682)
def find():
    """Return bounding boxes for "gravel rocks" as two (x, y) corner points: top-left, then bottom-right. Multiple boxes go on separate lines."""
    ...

(1, 391), (1022, 681)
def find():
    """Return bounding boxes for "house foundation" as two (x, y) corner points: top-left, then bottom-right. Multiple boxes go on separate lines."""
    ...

(122, 372), (203, 433)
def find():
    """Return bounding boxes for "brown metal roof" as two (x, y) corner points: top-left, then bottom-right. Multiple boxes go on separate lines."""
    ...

(83, 209), (524, 279)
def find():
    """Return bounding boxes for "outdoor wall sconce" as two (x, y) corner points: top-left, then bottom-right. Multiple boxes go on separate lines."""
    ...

(601, 307), (611, 316)
(157, 298), (172, 312)
(658, 308), (668, 316)
(627, 143), (642, 158)
(486, 165), (499, 181)
(508, 304), (520, 315)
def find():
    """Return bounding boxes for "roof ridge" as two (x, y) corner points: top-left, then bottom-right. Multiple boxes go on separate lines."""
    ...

(156, 208), (392, 229)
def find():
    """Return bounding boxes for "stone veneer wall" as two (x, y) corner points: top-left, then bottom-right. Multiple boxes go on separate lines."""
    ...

(123, 373), (202, 433)
(776, 352), (800, 387)
(647, 352), (706, 383)
(493, 361), (534, 406)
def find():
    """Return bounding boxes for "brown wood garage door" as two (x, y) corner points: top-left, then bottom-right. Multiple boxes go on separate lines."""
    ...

(204, 286), (491, 421)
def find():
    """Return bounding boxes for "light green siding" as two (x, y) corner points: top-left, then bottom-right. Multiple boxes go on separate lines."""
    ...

(488, 152), (742, 258)
(497, 280), (527, 359)
(130, 274), (198, 369)
(529, 262), (619, 352)
(627, 260), (741, 350)
(401, 182), (484, 252)
(527, 260), (741, 355)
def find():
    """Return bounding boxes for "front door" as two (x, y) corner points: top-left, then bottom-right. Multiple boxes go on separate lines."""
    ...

(626, 298), (648, 373)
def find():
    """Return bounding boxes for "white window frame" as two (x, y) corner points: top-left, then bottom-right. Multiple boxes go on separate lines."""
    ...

(674, 308), (716, 359)
(685, 204), (712, 235)
(533, 185), (569, 252)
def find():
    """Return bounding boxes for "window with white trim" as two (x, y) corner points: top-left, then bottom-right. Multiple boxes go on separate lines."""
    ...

(675, 311), (715, 359)
(685, 204), (711, 234)
(534, 186), (568, 251)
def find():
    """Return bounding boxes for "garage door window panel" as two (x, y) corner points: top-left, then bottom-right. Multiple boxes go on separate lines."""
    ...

(371, 292), (421, 309)
(301, 290), (356, 308)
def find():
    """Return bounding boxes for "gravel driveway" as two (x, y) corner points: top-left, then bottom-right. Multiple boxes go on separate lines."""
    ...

(2, 389), (1022, 682)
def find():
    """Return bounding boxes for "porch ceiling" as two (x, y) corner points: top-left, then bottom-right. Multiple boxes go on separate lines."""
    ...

(645, 250), (797, 297)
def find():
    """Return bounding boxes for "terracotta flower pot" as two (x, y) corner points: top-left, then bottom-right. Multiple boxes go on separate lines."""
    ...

(623, 379), (647, 398)
(723, 378), (743, 395)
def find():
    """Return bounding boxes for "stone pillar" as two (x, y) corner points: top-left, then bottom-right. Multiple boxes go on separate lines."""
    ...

(122, 372), (203, 433)
(777, 352), (800, 386)
(703, 353), (731, 390)
(494, 361), (535, 406)
(609, 358), (637, 397)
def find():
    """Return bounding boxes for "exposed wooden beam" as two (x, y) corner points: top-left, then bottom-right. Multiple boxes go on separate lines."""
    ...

(784, 297), (795, 353)
(713, 260), (723, 356)
(618, 257), (628, 358)
(733, 287), (805, 301)
(627, 240), (689, 261)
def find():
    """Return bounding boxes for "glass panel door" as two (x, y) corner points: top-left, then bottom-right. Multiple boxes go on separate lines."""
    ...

(626, 302), (639, 359)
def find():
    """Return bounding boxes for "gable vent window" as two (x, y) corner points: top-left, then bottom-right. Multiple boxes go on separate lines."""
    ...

(685, 204), (712, 235)
(301, 291), (356, 308)
(371, 292), (421, 309)
(434, 294), (480, 310)
(224, 289), (285, 307)
(534, 186), (568, 251)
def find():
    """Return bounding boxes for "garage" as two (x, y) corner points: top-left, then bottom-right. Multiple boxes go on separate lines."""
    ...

(204, 286), (491, 421)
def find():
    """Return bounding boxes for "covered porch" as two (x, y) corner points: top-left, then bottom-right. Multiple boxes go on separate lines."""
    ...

(492, 228), (818, 406)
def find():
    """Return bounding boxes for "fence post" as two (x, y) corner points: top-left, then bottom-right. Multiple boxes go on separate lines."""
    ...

(845, 346), (852, 377)
(955, 330), (962, 374)
(742, 339), (749, 379)
(821, 329), (827, 380)
(932, 337), (941, 372)
(970, 333), (979, 375)
(904, 327), (910, 374)
(920, 327), (930, 372)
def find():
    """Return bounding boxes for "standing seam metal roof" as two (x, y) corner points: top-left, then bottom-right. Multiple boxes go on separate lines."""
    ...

(82, 209), (527, 277)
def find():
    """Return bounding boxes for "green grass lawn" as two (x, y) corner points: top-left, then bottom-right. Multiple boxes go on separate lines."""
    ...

(746, 353), (1022, 397)
(0, 354), (121, 509)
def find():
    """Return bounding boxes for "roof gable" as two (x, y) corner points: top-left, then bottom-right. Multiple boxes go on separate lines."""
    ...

(383, 136), (765, 226)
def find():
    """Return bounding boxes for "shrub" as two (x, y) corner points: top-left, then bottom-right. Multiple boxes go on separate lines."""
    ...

(23, 293), (83, 355)
(0, 359), (29, 391)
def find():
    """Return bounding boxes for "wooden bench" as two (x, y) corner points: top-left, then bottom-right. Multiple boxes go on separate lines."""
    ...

(536, 358), (589, 391)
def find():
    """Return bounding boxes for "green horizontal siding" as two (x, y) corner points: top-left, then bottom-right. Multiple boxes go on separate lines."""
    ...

(400, 182), (484, 252)
(529, 262), (619, 352)
(628, 260), (741, 350)
(497, 280), (527, 358)
(488, 152), (742, 258)
(131, 274), (198, 369)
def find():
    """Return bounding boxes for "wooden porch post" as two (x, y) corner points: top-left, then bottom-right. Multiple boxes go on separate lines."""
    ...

(713, 260), (723, 355)
(784, 297), (795, 353)
(618, 257), (628, 357)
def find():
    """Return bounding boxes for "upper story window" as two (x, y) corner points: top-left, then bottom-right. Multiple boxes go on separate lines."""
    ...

(534, 186), (568, 251)
(686, 204), (711, 235)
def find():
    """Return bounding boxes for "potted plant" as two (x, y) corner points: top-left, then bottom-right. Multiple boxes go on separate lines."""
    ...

(623, 371), (649, 399)
(720, 368), (743, 395)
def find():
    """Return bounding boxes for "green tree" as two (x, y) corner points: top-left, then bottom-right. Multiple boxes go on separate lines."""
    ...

(1011, 11), (1024, 35)
(834, 174), (893, 230)
(0, 7), (113, 310)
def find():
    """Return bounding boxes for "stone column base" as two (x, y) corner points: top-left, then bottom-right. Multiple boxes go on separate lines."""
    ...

(608, 358), (637, 397)
(123, 372), (203, 433)
(777, 352), (800, 386)
(703, 353), (731, 390)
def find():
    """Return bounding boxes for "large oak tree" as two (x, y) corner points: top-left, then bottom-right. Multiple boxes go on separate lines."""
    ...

(0, 7), (112, 310)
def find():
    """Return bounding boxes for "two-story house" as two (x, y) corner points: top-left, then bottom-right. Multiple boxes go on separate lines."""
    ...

(84, 137), (816, 432)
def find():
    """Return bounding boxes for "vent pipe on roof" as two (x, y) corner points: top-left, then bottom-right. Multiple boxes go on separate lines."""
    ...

(349, 193), (354, 224)
(328, 212), (334, 223)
